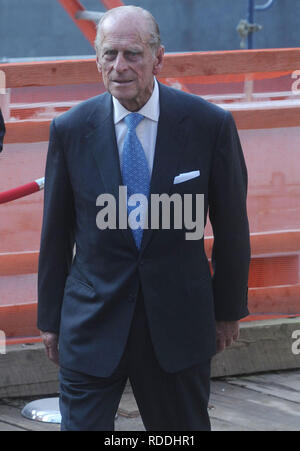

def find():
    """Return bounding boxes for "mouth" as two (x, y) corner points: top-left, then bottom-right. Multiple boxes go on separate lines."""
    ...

(111, 80), (134, 85)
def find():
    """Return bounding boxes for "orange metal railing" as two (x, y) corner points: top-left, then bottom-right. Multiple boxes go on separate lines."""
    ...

(57, 0), (125, 46)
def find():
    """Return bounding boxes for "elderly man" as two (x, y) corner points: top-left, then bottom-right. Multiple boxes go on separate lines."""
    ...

(38, 6), (250, 431)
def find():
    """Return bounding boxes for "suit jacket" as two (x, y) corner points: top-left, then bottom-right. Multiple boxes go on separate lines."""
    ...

(0, 109), (5, 152)
(37, 82), (250, 377)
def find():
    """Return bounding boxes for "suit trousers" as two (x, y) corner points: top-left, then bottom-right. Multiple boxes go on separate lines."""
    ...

(59, 285), (212, 431)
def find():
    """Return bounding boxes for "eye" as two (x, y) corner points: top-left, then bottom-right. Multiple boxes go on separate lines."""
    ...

(125, 51), (141, 61)
(103, 50), (117, 60)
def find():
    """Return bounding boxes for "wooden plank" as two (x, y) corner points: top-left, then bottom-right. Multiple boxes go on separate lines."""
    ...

(0, 405), (60, 431)
(249, 255), (299, 288)
(1, 48), (300, 88)
(206, 230), (300, 258)
(210, 380), (300, 431)
(10, 104), (72, 120)
(263, 371), (300, 391)
(226, 372), (300, 403)
(5, 119), (51, 144)
(160, 70), (292, 86)
(231, 105), (300, 130)
(249, 285), (300, 314)
(0, 303), (39, 338)
(248, 230), (300, 257)
(0, 231), (298, 275)
(1, 59), (99, 89)
(114, 414), (144, 432)
(160, 48), (300, 78)
(210, 416), (254, 432)
(0, 285), (298, 341)
(118, 393), (139, 419)
(0, 421), (25, 431)
(118, 381), (140, 418)
(4, 105), (300, 144)
(0, 251), (39, 276)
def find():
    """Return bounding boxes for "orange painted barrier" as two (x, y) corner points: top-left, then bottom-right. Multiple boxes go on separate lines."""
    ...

(1, 48), (300, 342)
(4, 105), (300, 144)
(0, 251), (39, 276)
(1, 284), (299, 339)
(0, 231), (299, 338)
(0, 303), (40, 339)
(0, 230), (298, 276)
(204, 230), (300, 258)
(2, 50), (300, 89)
(249, 284), (300, 315)
(6, 337), (42, 345)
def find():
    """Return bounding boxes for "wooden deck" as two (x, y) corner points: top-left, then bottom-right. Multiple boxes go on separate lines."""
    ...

(1, 369), (300, 431)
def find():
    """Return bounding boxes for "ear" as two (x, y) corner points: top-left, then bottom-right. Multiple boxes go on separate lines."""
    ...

(96, 56), (102, 74)
(152, 46), (165, 76)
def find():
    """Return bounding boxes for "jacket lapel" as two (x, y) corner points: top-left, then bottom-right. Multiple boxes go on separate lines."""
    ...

(85, 94), (138, 252)
(86, 93), (122, 201)
(140, 83), (188, 254)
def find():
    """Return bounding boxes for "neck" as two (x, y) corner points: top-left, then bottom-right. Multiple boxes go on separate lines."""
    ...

(117, 80), (155, 112)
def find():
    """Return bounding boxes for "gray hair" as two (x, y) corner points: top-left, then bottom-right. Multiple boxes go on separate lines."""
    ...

(94, 6), (162, 56)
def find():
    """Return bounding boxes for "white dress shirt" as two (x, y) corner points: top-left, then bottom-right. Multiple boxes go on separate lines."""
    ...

(112, 77), (160, 177)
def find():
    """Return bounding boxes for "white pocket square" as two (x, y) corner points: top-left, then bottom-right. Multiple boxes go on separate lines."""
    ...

(173, 170), (200, 185)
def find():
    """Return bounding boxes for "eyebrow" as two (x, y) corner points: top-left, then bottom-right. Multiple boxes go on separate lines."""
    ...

(102, 45), (144, 53)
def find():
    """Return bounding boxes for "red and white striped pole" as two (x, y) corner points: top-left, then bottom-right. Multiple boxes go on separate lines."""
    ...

(0, 177), (44, 204)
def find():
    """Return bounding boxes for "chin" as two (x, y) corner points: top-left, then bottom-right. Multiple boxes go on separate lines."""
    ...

(110, 85), (137, 101)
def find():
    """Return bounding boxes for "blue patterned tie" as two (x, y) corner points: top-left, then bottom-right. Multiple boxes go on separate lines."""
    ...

(122, 113), (150, 249)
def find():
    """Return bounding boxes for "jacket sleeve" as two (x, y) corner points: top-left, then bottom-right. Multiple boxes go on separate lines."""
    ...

(208, 110), (251, 321)
(0, 109), (5, 152)
(37, 119), (75, 334)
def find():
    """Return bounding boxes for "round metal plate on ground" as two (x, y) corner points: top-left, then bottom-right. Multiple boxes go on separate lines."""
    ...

(21, 397), (61, 424)
(21, 398), (118, 424)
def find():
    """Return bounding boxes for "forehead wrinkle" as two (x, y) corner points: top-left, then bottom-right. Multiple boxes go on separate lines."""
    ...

(100, 16), (153, 49)
(102, 33), (144, 46)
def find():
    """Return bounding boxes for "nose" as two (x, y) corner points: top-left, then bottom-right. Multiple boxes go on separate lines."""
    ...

(114, 52), (128, 73)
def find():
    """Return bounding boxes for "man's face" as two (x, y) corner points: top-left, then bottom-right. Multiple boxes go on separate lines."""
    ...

(96, 16), (164, 111)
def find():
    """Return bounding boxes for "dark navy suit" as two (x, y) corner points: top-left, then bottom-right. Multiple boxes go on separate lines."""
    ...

(38, 83), (250, 430)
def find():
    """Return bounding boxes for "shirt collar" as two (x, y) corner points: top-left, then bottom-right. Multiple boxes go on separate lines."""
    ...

(113, 77), (160, 125)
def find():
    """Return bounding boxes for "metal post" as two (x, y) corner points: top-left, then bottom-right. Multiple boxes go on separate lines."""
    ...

(248, 0), (255, 49)
(75, 10), (105, 23)
(247, 0), (276, 49)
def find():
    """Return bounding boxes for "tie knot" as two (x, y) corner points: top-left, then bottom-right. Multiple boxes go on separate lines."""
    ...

(124, 113), (144, 131)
